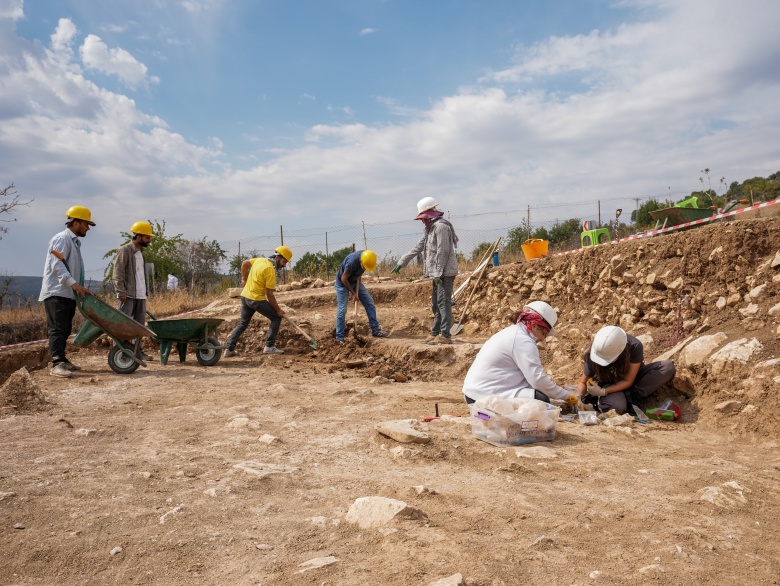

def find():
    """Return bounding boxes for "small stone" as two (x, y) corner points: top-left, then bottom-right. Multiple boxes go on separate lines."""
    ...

(429, 573), (464, 586)
(295, 555), (339, 574)
(13, 523), (25, 530)
(715, 296), (727, 309)
(203, 488), (218, 497)
(726, 292), (741, 307)
(715, 400), (742, 414)
(0, 492), (16, 501)
(639, 564), (665, 574)
(370, 376), (393, 385)
(110, 546), (123, 556)
(258, 434), (281, 445)
(74, 428), (96, 436)
(767, 301), (780, 317)
(771, 251), (780, 269)
(140, 472), (152, 479)
(738, 303), (760, 317)
(514, 446), (558, 459)
(391, 373), (408, 383)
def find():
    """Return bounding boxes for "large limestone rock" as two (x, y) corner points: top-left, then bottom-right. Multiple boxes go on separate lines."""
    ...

(227, 287), (243, 298)
(709, 338), (763, 376)
(345, 496), (427, 528)
(376, 420), (431, 444)
(679, 333), (728, 367)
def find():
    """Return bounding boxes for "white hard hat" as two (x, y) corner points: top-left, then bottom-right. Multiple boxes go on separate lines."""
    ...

(590, 325), (628, 366)
(416, 196), (438, 214)
(522, 300), (558, 336)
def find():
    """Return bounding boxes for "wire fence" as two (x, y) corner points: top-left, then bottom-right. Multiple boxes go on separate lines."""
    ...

(3, 187), (757, 306)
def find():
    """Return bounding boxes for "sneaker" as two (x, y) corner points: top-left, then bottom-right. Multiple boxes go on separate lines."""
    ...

(141, 353), (153, 362)
(62, 361), (82, 371)
(263, 346), (284, 355)
(224, 349), (239, 357)
(335, 339), (345, 344)
(372, 330), (389, 338)
(51, 363), (73, 378)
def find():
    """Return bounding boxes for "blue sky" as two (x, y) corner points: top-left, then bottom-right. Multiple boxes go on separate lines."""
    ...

(2, 0), (780, 276)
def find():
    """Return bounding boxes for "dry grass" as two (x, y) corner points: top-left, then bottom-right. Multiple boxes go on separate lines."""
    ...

(0, 289), (224, 346)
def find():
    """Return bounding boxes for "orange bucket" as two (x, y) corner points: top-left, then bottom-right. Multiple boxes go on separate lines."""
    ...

(521, 239), (549, 261)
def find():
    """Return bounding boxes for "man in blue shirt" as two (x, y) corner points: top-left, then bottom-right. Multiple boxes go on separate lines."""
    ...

(334, 249), (389, 343)
(39, 206), (96, 378)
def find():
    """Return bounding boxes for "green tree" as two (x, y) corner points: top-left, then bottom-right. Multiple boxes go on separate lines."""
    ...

(293, 251), (329, 277)
(470, 242), (493, 262)
(178, 237), (227, 292)
(227, 249), (260, 282)
(504, 220), (531, 257)
(545, 218), (582, 246)
(102, 220), (187, 289)
(631, 198), (668, 228)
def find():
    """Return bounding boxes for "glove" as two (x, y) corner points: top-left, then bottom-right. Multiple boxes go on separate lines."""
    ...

(391, 265), (401, 274)
(565, 395), (579, 406)
(433, 277), (443, 286)
(586, 382), (608, 397)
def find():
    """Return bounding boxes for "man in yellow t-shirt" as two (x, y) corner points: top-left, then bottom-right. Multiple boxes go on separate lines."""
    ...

(224, 246), (292, 356)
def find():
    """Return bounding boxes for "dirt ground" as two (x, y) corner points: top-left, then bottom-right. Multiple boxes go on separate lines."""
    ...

(2, 218), (780, 585)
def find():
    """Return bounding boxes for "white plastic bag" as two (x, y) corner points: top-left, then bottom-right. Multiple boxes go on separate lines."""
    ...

(470, 396), (560, 446)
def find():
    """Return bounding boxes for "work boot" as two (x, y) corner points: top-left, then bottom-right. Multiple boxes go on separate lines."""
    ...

(141, 353), (153, 362)
(263, 346), (284, 355)
(424, 335), (438, 344)
(372, 330), (389, 338)
(224, 349), (239, 357)
(51, 363), (73, 378)
(62, 361), (82, 371)
(439, 337), (453, 345)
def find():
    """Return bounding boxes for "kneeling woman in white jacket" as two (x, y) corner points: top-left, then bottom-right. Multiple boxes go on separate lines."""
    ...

(462, 301), (577, 406)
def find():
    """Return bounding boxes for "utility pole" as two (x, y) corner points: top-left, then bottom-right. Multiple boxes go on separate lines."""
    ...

(362, 221), (368, 250)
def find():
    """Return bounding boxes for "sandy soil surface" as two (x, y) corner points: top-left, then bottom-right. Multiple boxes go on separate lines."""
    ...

(2, 218), (780, 585)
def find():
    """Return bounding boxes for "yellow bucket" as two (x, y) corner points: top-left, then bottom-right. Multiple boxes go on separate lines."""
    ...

(521, 239), (549, 261)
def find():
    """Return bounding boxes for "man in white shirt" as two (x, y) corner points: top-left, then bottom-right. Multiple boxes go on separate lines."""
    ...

(39, 206), (96, 378)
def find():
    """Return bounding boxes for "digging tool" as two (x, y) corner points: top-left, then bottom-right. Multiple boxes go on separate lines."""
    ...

(452, 237), (502, 303)
(285, 317), (318, 349)
(450, 255), (491, 336)
(352, 299), (367, 345)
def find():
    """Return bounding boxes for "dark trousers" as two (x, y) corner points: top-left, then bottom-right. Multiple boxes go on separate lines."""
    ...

(118, 297), (146, 325)
(44, 295), (76, 365)
(598, 360), (676, 414)
(226, 297), (282, 350)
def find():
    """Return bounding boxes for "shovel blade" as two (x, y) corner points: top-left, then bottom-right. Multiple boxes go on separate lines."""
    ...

(450, 322), (464, 335)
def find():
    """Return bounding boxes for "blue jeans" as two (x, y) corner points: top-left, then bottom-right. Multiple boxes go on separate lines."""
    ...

(226, 297), (282, 349)
(335, 282), (380, 340)
(431, 276), (455, 338)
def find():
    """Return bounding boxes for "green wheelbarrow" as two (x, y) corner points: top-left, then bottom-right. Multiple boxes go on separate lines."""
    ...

(73, 295), (225, 374)
(73, 294), (156, 375)
(146, 316), (225, 367)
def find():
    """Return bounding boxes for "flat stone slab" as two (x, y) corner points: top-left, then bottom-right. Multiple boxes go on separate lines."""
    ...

(514, 445), (558, 459)
(233, 461), (298, 478)
(376, 419), (431, 444)
(295, 555), (340, 574)
(345, 496), (428, 528)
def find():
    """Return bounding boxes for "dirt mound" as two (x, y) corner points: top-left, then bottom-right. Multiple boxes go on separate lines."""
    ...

(0, 367), (49, 415)
(459, 216), (780, 436)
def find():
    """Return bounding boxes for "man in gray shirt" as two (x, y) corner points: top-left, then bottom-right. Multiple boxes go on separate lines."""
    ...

(39, 206), (95, 378)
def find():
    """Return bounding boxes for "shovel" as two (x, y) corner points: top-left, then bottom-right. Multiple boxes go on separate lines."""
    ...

(352, 299), (367, 346)
(285, 317), (318, 349)
(450, 260), (489, 336)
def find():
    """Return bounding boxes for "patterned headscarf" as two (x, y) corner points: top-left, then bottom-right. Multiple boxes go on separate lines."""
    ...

(516, 311), (550, 335)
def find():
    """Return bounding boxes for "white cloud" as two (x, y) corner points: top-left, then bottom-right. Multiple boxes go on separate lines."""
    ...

(359, 28), (376, 36)
(79, 34), (158, 89)
(1, 0), (780, 276)
(0, 0), (23, 21)
(181, 0), (224, 14)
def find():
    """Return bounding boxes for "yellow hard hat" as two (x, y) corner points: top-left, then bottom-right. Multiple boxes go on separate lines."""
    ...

(275, 245), (293, 261)
(130, 221), (154, 236)
(360, 249), (377, 272)
(65, 205), (96, 226)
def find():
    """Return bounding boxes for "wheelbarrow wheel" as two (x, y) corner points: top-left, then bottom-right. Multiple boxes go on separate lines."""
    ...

(196, 337), (222, 367)
(108, 344), (141, 375)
